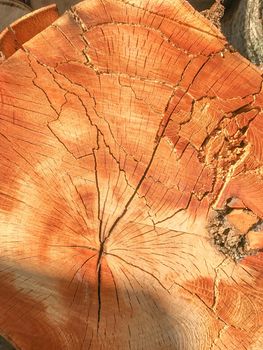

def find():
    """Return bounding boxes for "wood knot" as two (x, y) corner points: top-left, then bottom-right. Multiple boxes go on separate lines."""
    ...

(208, 198), (263, 261)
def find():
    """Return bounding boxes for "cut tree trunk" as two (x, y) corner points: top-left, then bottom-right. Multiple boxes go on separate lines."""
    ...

(0, 1), (263, 349)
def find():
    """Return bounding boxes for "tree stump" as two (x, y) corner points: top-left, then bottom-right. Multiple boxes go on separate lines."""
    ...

(0, 0), (263, 349)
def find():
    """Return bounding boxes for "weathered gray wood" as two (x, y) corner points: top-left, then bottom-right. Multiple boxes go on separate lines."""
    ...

(222, 0), (263, 65)
(0, 0), (31, 31)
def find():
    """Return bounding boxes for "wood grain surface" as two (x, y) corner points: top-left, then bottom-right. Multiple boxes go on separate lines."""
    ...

(0, 1), (262, 349)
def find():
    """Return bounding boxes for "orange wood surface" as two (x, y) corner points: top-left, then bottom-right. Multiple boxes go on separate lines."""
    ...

(0, 1), (262, 349)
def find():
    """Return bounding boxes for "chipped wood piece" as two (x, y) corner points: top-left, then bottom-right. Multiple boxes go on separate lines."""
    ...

(0, 4), (59, 60)
(0, 0), (262, 349)
(226, 209), (258, 234)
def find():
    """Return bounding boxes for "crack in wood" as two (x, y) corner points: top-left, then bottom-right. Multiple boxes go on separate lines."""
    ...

(106, 252), (171, 293)
(96, 263), (102, 332)
(117, 0), (226, 40)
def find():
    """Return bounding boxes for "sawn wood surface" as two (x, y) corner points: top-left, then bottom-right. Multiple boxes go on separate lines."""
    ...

(0, 0), (262, 349)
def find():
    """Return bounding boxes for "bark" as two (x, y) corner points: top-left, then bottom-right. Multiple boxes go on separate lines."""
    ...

(221, 0), (263, 65)
(0, 1), (263, 349)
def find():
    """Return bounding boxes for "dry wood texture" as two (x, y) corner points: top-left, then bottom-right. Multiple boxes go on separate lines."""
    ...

(0, 1), (263, 349)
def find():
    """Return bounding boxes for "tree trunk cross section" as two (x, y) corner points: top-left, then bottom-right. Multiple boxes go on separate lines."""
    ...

(0, 0), (262, 349)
